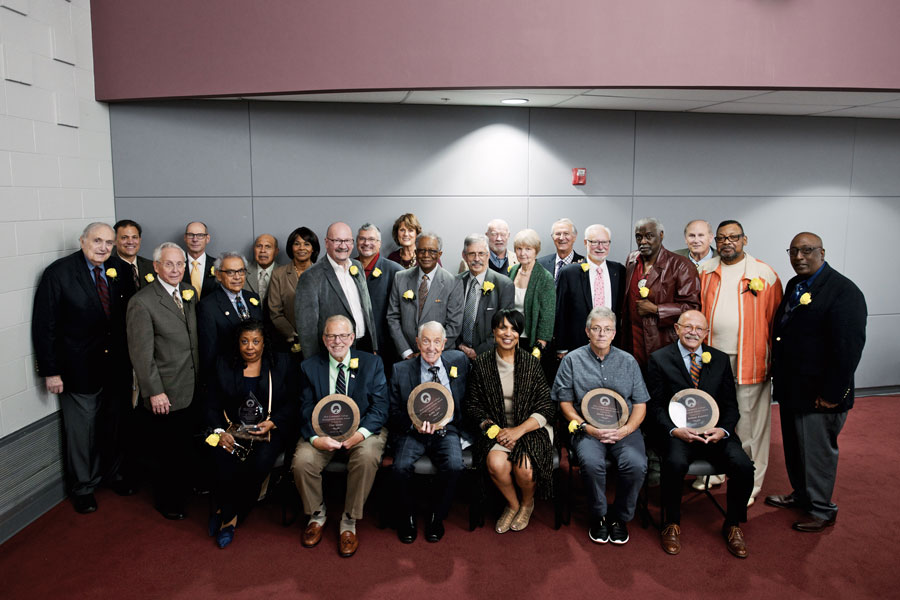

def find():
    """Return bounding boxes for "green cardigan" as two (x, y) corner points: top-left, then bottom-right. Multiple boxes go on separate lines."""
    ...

(508, 262), (556, 346)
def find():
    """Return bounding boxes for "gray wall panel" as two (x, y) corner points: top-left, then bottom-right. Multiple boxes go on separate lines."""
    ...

(528, 109), (635, 196)
(857, 315), (900, 388)
(110, 101), (251, 198)
(249, 103), (530, 198)
(851, 120), (900, 196)
(526, 196), (634, 263)
(844, 197), (900, 316)
(634, 113), (855, 197)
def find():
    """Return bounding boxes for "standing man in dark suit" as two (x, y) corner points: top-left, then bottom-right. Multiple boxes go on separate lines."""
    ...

(355, 223), (402, 368)
(111, 219), (155, 291)
(32, 222), (134, 513)
(621, 217), (701, 372)
(390, 322), (469, 543)
(197, 252), (263, 378)
(387, 232), (464, 359)
(182, 221), (217, 299)
(647, 310), (754, 558)
(292, 315), (389, 558)
(765, 232), (867, 533)
(456, 234), (514, 360)
(537, 218), (585, 283)
(126, 242), (200, 519)
(555, 223), (625, 358)
(243, 233), (279, 304)
(294, 222), (377, 358)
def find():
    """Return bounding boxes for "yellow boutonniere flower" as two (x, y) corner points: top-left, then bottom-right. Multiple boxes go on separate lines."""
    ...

(210, 266), (215, 276)
(349, 265), (359, 276)
(181, 289), (194, 301)
(482, 281), (495, 294)
(248, 297), (259, 306)
(144, 273), (155, 283)
(581, 262), (590, 272)
(749, 277), (765, 292)
(105, 267), (118, 279)
(639, 286), (650, 298)
(449, 366), (458, 378)
(568, 419), (580, 434)
(701, 351), (712, 364)
(372, 267), (382, 278)
(205, 433), (220, 447)
(507, 265), (512, 273)
(349, 357), (359, 370)
(532, 347), (542, 359)
(402, 289), (415, 300)
(799, 292), (812, 305)
(290, 342), (302, 354)
(486, 424), (500, 439)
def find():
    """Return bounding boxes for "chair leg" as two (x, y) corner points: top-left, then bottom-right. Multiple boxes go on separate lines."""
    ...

(553, 468), (564, 530)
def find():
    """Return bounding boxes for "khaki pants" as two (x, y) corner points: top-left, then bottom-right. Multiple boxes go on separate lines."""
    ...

(735, 380), (772, 499)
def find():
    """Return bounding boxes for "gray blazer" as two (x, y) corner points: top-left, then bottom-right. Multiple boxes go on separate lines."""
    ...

(294, 257), (377, 358)
(386, 266), (464, 356)
(126, 280), (200, 411)
(456, 269), (514, 354)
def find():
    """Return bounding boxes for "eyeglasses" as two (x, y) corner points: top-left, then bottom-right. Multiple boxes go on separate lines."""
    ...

(327, 238), (353, 245)
(464, 251), (488, 259)
(714, 234), (743, 243)
(675, 324), (708, 333)
(589, 326), (615, 335)
(416, 248), (440, 256)
(185, 233), (208, 240)
(586, 240), (611, 247)
(220, 268), (246, 277)
(323, 333), (353, 342)
(786, 246), (822, 257)
(357, 237), (379, 244)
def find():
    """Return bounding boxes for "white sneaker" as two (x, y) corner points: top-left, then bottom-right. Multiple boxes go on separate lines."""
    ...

(692, 474), (726, 491)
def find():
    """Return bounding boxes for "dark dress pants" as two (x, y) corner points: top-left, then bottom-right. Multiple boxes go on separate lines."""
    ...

(391, 430), (464, 520)
(138, 406), (193, 512)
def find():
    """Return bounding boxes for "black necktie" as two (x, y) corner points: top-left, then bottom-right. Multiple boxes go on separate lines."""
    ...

(428, 366), (440, 383)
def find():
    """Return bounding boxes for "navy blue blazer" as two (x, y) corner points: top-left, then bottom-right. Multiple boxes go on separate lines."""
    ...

(554, 259), (625, 352)
(362, 254), (403, 364)
(388, 349), (470, 438)
(299, 350), (388, 440)
(197, 285), (263, 377)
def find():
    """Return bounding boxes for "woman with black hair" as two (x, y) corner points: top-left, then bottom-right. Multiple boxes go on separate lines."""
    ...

(267, 226), (319, 355)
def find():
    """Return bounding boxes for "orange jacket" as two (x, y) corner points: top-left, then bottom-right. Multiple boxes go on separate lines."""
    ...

(699, 253), (783, 385)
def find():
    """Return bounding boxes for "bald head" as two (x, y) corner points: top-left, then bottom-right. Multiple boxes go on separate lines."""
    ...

(788, 232), (825, 277)
(325, 222), (354, 263)
(675, 310), (709, 352)
(253, 234), (278, 268)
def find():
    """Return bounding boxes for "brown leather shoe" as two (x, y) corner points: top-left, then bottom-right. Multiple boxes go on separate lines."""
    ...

(339, 530), (359, 557)
(723, 525), (748, 558)
(301, 522), (324, 547)
(660, 523), (681, 555)
(792, 517), (836, 533)
(765, 494), (799, 509)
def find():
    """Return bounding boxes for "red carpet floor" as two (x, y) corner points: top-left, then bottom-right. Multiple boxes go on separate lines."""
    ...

(2, 397), (898, 599)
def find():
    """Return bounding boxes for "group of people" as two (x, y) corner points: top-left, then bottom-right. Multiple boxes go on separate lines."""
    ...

(32, 212), (867, 560)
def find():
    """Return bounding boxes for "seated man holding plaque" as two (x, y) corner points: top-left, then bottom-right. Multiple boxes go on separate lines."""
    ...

(646, 310), (754, 559)
(552, 306), (649, 546)
(389, 321), (469, 544)
(292, 315), (389, 558)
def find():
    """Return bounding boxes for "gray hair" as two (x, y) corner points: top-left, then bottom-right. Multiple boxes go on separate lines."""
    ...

(513, 228), (541, 254)
(417, 320), (447, 339)
(324, 314), (354, 331)
(486, 219), (510, 234)
(586, 306), (617, 329)
(585, 223), (612, 240)
(634, 217), (665, 234)
(80, 222), (113, 239)
(153, 242), (187, 263)
(552, 218), (578, 236)
(463, 233), (489, 250)
(683, 219), (713, 236)
(214, 251), (249, 270)
(416, 231), (443, 251)
(358, 223), (381, 240)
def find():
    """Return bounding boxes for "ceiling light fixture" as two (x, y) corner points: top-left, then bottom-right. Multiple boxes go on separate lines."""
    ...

(501, 98), (529, 105)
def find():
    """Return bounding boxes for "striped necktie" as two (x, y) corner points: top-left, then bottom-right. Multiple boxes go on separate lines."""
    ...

(689, 353), (701, 388)
(336, 363), (347, 395)
(94, 266), (110, 318)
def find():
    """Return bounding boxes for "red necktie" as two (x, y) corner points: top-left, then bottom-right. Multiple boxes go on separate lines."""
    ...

(94, 266), (110, 318)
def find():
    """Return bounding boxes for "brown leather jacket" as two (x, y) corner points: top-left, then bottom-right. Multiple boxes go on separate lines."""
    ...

(621, 246), (701, 364)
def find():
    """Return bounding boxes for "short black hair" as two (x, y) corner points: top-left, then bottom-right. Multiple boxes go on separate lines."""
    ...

(717, 220), (744, 235)
(491, 309), (525, 334)
(114, 219), (142, 236)
(286, 226), (320, 263)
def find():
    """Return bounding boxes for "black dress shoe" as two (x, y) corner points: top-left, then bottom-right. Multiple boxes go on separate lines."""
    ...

(765, 494), (800, 509)
(425, 515), (444, 543)
(792, 517), (836, 532)
(398, 515), (417, 544)
(72, 493), (97, 514)
(112, 479), (138, 497)
(157, 503), (187, 520)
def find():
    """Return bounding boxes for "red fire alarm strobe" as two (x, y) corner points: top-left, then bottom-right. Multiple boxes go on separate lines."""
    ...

(572, 167), (587, 185)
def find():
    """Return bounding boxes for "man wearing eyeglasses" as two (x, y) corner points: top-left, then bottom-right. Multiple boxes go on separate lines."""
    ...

(553, 306), (649, 546)
(537, 218), (585, 282)
(456, 234), (514, 360)
(696, 221), (782, 501)
(197, 252), (263, 378)
(555, 224), (626, 358)
(355, 224), (402, 369)
(294, 222), (377, 359)
(766, 233), (866, 533)
(182, 221), (217, 298)
(387, 232), (464, 360)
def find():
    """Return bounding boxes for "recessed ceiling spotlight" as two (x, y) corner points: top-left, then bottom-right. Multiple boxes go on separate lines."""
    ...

(501, 98), (529, 105)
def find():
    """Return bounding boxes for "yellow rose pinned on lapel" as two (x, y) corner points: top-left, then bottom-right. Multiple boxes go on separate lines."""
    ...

(205, 433), (220, 447)
(210, 266), (215, 276)
(248, 297), (259, 306)
(749, 277), (765, 292)
(482, 281), (495, 295)
(372, 268), (382, 278)
(507, 265), (512, 273)
(581, 262), (590, 272)
(349, 357), (359, 370)
(449, 366), (458, 378)
(486, 424), (500, 439)
(105, 268), (118, 279)
(639, 286), (650, 298)
(181, 289), (194, 301)
(799, 292), (812, 305)
(144, 273), (155, 283)
(349, 265), (359, 276)
(402, 290), (415, 300)
(701, 351), (712, 364)
(532, 347), (542, 359)
(291, 342), (302, 354)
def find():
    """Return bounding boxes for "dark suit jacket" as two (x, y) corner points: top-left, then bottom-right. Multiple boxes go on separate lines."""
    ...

(771, 263), (867, 413)
(294, 257), (377, 358)
(299, 350), (388, 441)
(32, 250), (133, 393)
(110, 250), (155, 292)
(181, 254), (218, 298)
(207, 351), (299, 432)
(646, 342), (740, 442)
(197, 285), (263, 377)
(386, 266), (464, 355)
(388, 350), (469, 438)
(554, 259), (625, 352)
(126, 280), (200, 411)
(362, 254), (403, 364)
(536, 251), (586, 281)
(456, 269), (514, 354)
